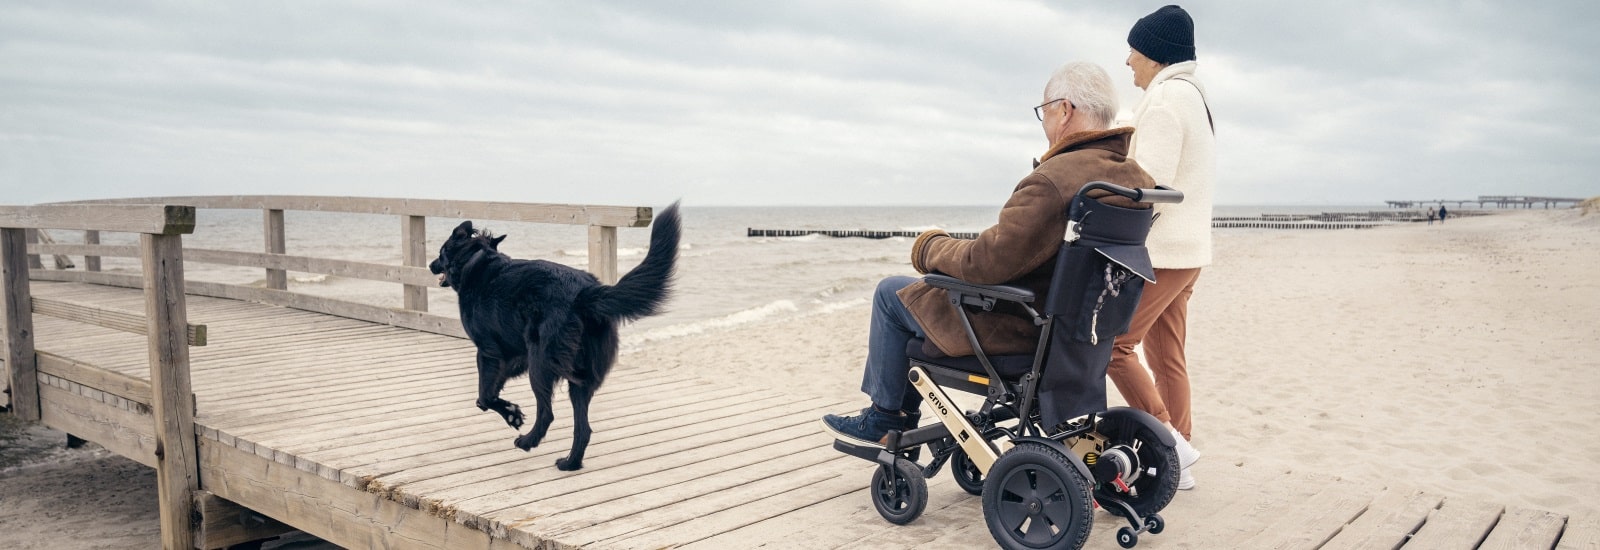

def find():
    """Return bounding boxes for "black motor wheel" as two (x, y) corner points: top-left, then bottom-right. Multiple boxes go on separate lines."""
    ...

(981, 441), (1093, 550)
(951, 447), (985, 496)
(871, 457), (928, 525)
(1093, 415), (1180, 520)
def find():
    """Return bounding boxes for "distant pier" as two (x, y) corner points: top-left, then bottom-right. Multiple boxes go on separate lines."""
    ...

(1386, 195), (1583, 209)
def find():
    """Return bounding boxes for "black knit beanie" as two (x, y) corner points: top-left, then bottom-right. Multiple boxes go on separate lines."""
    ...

(1128, 5), (1196, 65)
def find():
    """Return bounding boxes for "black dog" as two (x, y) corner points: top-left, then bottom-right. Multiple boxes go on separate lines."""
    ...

(429, 202), (679, 471)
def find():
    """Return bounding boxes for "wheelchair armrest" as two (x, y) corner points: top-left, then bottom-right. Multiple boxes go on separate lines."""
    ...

(923, 273), (1035, 304)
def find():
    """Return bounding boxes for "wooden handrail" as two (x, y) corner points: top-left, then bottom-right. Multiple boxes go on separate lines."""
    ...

(56, 195), (652, 227)
(0, 204), (195, 235)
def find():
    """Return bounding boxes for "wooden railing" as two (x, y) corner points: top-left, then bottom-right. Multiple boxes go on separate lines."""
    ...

(1, 203), (201, 549)
(30, 196), (654, 338)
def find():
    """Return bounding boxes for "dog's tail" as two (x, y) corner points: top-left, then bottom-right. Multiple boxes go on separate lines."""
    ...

(578, 200), (680, 323)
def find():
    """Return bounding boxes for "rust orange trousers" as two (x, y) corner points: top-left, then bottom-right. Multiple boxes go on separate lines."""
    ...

(1106, 267), (1202, 440)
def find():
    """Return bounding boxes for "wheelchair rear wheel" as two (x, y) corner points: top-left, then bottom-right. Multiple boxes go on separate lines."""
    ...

(871, 457), (927, 525)
(1093, 417), (1179, 520)
(951, 447), (985, 496)
(982, 441), (1093, 550)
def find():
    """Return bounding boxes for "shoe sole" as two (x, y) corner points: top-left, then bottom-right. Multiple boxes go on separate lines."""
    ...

(819, 418), (886, 449)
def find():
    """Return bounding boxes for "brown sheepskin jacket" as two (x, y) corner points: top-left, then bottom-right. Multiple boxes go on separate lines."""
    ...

(899, 127), (1156, 357)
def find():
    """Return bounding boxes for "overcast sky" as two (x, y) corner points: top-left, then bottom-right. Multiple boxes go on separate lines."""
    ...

(3, 1), (1597, 206)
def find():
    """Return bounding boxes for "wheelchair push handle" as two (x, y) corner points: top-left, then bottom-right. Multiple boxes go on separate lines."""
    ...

(1078, 181), (1185, 205)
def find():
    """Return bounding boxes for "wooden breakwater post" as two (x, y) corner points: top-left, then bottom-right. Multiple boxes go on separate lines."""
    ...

(747, 228), (980, 239)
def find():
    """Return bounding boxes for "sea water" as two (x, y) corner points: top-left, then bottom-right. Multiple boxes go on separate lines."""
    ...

(69, 204), (1387, 350)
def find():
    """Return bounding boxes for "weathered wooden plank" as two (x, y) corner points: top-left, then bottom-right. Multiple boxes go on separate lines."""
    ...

(65, 195), (653, 227)
(579, 468), (862, 549)
(33, 296), (206, 346)
(264, 208), (287, 290)
(488, 440), (849, 545)
(1235, 483), (1373, 549)
(0, 204), (196, 234)
(143, 232), (199, 550)
(2, 227), (39, 420)
(1321, 488), (1441, 550)
(394, 397), (844, 517)
(1403, 497), (1504, 550)
(36, 350), (154, 406)
(193, 490), (296, 550)
(586, 224), (617, 285)
(335, 386), (768, 490)
(1479, 507), (1567, 550)
(1557, 514), (1600, 550)
(37, 379), (157, 467)
(28, 269), (468, 338)
(84, 230), (101, 272)
(402, 214), (429, 311)
(196, 438), (513, 550)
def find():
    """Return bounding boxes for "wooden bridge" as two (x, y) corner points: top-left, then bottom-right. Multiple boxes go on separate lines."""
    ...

(4, 197), (1598, 549)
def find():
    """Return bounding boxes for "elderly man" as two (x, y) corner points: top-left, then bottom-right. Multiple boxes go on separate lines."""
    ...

(822, 61), (1156, 446)
(1110, 4), (1215, 490)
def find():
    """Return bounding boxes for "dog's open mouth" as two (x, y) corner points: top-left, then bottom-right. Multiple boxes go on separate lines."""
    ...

(437, 273), (449, 287)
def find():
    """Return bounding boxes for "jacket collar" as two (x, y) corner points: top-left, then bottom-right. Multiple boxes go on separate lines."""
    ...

(1150, 60), (1198, 88)
(1038, 127), (1133, 164)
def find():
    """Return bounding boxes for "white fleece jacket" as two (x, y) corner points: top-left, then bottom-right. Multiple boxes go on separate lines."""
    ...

(1129, 61), (1216, 269)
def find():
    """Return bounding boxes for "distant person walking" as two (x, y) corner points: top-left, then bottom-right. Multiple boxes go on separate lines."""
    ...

(1107, 4), (1212, 490)
(1428, 206), (1437, 225)
(1438, 204), (1449, 223)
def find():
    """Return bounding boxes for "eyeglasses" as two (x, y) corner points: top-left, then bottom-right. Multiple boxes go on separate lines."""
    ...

(1034, 98), (1075, 121)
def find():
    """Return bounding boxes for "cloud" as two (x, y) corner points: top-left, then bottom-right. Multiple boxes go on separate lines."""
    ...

(1, 0), (1596, 206)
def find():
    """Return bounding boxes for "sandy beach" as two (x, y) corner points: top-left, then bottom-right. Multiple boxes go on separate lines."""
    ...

(3, 208), (1598, 547)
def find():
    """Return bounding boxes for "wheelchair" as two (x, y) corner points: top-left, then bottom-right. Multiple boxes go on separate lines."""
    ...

(830, 182), (1185, 549)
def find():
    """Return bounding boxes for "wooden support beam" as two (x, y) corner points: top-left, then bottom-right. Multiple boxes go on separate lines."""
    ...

(193, 490), (295, 550)
(36, 373), (158, 467)
(24, 229), (42, 269)
(2, 228), (39, 421)
(401, 214), (428, 311)
(36, 351), (155, 407)
(263, 209), (286, 291)
(588, 224), (618, 285)
(143, 232), (199, 550)
(33, 296), (206, 346)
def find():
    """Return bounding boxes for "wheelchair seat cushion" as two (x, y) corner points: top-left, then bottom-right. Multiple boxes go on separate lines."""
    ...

(906, 338), (1034, 380)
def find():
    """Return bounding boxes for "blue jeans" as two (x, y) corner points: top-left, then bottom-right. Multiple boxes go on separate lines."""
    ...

(860, 276), (927, 411)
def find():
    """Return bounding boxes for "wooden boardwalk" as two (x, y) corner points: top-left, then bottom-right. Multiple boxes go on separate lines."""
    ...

(5, 197), (1595, 549)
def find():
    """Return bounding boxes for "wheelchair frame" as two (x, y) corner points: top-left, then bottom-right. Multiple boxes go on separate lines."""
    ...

(832, 182), (1185, 549)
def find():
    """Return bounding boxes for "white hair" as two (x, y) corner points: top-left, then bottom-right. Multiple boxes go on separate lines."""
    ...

(1043, 62), (1118, 130)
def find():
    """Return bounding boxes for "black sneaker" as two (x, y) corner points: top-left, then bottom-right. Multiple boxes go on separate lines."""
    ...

(821, 407), (911, 447)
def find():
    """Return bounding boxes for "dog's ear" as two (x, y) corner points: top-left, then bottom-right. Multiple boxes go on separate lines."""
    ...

(452, 221), (474, 238)
(490, 235), (506, 249)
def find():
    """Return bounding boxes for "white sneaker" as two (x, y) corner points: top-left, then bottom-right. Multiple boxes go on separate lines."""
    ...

(1172, 430), (1201, 469)
(1172, 430), (1200, 490)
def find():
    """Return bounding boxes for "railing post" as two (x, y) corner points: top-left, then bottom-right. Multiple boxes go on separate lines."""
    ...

(24, 228), (42, 270)
(401, 215), (427, 312)
(587, 224), (618, 285)
(263, 209), (286, 290)
(84, 230), (101, 272)
(141, 232), (197, 550)
(1, 228), (39, 420)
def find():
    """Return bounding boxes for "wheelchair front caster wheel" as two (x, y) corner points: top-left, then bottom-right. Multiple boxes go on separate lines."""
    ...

(871, 457), (927, 525)
(1117, 526), (1139, 548)
(951, 448), (984, 496)
(1146, 513), (1165, 534)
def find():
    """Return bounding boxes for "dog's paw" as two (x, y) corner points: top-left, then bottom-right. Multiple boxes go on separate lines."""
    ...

(500, 403), (524, 429)
(555, 456), (583, 471)
(513, 432), (541, 451)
